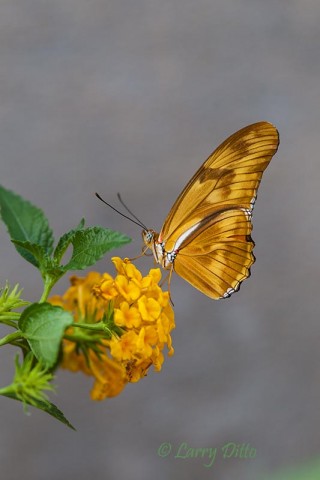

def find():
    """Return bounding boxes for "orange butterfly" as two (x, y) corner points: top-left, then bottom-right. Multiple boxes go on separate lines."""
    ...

(141, 121), (279, 299)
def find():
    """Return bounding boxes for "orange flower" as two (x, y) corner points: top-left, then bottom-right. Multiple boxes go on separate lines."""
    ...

(114, 302), (141, 328)
(49, 257), (175, 400)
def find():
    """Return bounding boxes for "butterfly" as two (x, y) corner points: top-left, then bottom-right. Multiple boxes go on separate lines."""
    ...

(141, 121), (279, 299)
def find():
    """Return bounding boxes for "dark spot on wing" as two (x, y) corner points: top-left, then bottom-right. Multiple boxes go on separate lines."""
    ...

(198, 168), (231, 184)
(237, 139), (250, 152)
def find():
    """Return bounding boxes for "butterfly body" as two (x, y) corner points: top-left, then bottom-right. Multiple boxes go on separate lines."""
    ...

(142, 229), (177, 269)
(142, 121), (279, 299)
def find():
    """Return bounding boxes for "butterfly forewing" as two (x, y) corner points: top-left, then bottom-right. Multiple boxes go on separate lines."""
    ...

(156, 121), (279, 298)
(160, 122), (279, 253)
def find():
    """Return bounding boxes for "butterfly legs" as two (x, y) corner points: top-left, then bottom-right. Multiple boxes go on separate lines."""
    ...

(160, 264), (175, 306)
(126, 245), (152, 263)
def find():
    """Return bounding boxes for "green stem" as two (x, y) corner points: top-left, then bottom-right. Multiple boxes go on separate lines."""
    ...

(0, 317), (19, 328)
(64, 332), (102, 343)
(0, 331), (24, 347)
(72, 321), (105, 332)
(0, 312), (20, 318)
(11, 340), (29, 352)
(39, 276), (56, 303)
(0, 385), (15, 396)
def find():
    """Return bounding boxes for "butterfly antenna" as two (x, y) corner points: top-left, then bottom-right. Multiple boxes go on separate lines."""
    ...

(117, 193), (148, 230)
(95, 192), (146, 230)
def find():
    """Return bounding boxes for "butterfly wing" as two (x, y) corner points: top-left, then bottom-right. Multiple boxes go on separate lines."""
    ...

(159, 121), (279, 298)
(173, 209), (255, 299)
(160, 122), (279, 252)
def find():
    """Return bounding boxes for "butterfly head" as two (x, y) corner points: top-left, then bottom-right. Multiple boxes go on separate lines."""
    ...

(142, 229), (157, 248)
(143, 229), (168, 268)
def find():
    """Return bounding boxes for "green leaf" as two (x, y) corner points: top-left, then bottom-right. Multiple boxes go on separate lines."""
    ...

(0, 391), (75, 429)
(75, 218), (86, 229)
(0, 186), (54, 266)
(53, 218), (85, 264)
(19, 303), (73, 368)
(63, 226), (131, 271)
(11, 240), (47, 268)
(0, 282), (29, 313)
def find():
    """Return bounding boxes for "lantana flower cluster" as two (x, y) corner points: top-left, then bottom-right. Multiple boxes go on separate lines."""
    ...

(50, 257), (175, 401)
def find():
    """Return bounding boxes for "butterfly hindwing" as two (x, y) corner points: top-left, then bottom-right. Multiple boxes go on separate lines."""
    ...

(173, 209), (254, 299)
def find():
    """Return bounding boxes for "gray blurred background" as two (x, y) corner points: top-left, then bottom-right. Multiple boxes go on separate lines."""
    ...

(0, 1), (319, 479)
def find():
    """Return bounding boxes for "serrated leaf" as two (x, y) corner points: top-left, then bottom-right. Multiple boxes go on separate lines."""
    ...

(0, 186), (54, 265)
(75, 218), (85, 229)
(11, 240), (47, 268)
(0, 392), (75, 429)
(63, 227), (131, 271)
(43, 264), (66, 281)
(19, 303), (73, 368)
(34, 256), (65, 280)
(53, 218), (86, 264)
